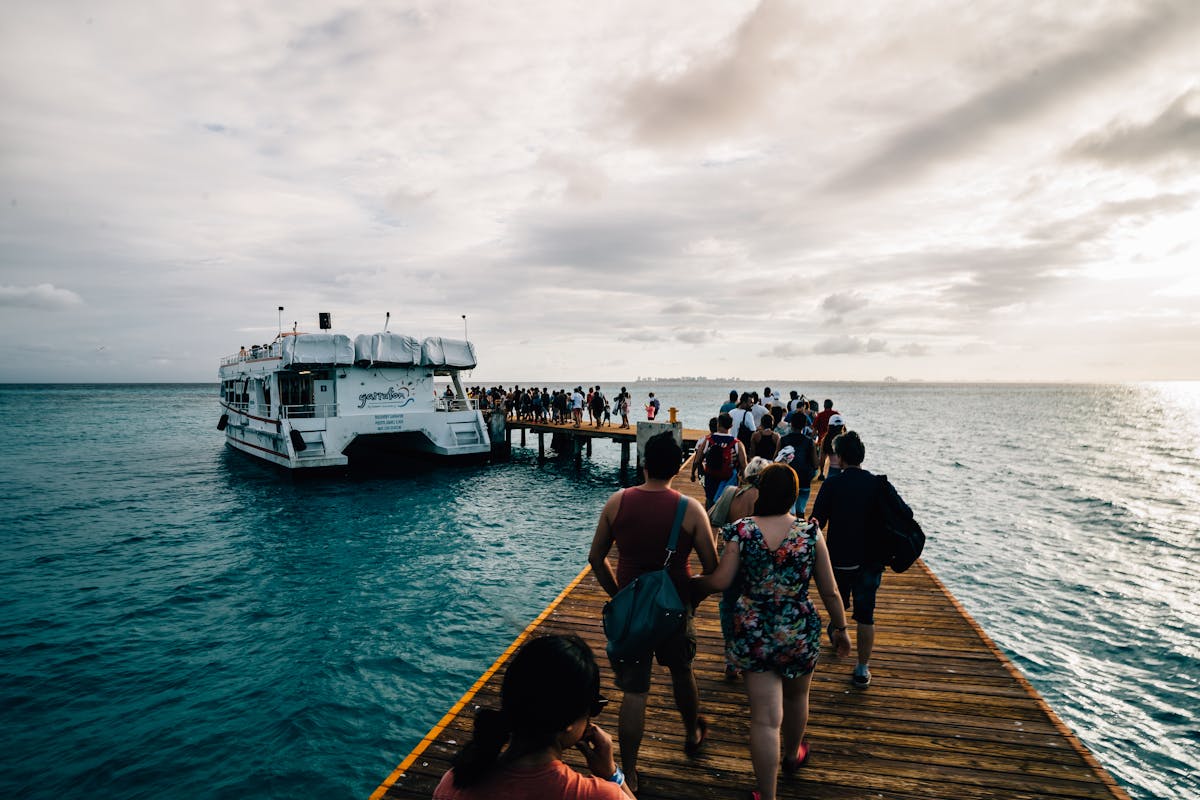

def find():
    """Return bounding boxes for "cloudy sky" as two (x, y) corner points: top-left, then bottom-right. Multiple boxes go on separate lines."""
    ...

(2, 0), (1198, 383)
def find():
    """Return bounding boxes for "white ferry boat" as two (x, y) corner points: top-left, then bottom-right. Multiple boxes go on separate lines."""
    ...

(217, 328), (490, 468)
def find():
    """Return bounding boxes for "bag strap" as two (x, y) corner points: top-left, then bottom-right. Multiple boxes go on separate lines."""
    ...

(663, 495), (688, 566)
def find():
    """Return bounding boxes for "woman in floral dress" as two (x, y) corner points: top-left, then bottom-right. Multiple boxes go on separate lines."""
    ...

(695, 463), (851, 800)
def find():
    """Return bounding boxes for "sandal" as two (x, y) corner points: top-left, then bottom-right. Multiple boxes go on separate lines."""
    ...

(782, 741), (811, 774)
(684, 715), (708, 757)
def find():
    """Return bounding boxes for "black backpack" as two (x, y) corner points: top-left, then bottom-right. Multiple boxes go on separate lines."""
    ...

(735, 411), (754, 448)
(873, 474), (925, 572)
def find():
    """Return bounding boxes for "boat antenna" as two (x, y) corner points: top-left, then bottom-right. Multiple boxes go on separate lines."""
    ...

(384, 311), (390, 332)
(278, 306), (284, 336)
(462, 314), (468, 340)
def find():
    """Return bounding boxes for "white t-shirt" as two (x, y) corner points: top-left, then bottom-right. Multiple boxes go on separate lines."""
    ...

(750, 403), (769, 425)
(571, 391), (584, 409)
(729, 407), (757, 434)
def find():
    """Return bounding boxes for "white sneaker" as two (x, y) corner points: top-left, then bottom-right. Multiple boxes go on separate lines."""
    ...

(852, 664), (871, 688)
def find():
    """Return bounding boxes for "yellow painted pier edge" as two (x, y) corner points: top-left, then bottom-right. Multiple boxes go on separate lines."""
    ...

(368, 564), (594, 800)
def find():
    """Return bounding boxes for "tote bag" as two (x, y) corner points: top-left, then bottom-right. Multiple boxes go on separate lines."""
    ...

(602, 496), (688, 661)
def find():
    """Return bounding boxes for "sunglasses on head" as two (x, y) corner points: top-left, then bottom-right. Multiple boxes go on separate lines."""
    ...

(589, 695), (609, 717)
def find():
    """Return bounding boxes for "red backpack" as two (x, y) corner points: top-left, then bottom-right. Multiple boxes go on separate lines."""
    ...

(703, 435), (737, 480)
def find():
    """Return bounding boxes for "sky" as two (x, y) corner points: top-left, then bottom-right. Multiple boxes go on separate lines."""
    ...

(2, 0), (1198, 383)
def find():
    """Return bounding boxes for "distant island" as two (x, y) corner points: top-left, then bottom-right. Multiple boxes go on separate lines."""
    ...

(636, 376), (740, 383)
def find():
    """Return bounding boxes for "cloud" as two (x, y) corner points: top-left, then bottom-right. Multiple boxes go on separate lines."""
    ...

(812, 335), (887, 355)
(1069, 88), (1200, 165)
(826, 1), (1200, 192)
(897, 343), (929, 357)
(662, 300), (703, 315)
(765, 335), (888, 358)
(620, 0), (800, 146)
(821, 291), (867, 315)
(0, 284), (84, 310)
(673, 329), (712, 344)
(1028, 191), (1197, 245)
(515, 210), (679, 272)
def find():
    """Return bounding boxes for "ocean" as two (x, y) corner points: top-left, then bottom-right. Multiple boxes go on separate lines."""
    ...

(0, 382), (1196, 799)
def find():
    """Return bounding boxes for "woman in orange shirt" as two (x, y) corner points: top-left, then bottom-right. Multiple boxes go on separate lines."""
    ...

(434, 634), (635, 799)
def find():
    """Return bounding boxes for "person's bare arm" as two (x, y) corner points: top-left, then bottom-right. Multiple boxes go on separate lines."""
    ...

(587, 491), (623, 597)
(688, 498), (718, 574)
(813, 531), (851, 657)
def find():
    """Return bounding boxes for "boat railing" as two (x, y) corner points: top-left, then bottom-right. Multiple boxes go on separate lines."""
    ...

(221, 343), (284, 366)
(281, 403), (338, 419)
(436, 397), (478, 412)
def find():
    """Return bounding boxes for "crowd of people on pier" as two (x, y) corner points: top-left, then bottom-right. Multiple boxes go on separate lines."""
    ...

(464, 385), (664, 429)
(435, 390), (916, 800)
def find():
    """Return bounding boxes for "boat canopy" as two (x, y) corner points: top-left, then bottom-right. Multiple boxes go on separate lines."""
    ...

(280, 333), (355, 367)
(353, 333), (422, 366)
(421, 337), (477, 369)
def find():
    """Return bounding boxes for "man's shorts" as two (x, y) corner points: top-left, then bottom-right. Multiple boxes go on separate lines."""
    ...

(608, 614), (697, 694)
(834, 566), (884, 625)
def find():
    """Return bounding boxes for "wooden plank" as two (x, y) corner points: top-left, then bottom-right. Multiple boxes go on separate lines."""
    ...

(373, 464), (1132, 800)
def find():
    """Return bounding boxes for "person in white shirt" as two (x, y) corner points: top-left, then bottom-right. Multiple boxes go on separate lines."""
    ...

(750, 393), (769, 426)
(572, 387), (585, 428)
(729, 394), (757, 446)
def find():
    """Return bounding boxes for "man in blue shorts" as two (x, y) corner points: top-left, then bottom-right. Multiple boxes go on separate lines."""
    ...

(810, 430), (910, 688)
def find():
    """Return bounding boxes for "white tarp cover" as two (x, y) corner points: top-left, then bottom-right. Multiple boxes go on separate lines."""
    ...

(421, 337), (477, 369)
(353, 333), (421, 366)
(280, 333), (354, 367)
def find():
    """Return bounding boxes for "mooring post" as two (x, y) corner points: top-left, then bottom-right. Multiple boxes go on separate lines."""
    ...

(586, 437), (593, 456)
(520, 426), (526, 447)
(538, 431), (545, 460)
(574, 435), (582, 466)
(620, 440), (630, 469)
(489, 412), (511, 461)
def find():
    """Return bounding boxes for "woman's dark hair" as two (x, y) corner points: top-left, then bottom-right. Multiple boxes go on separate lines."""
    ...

(707, 416), (719, 433)
(759, 413), (775, 430)
(644, 431), (683, 479)
(753, 463), (798, 515)
(451, 634), (599, 788)
(833, 430), (865, 466)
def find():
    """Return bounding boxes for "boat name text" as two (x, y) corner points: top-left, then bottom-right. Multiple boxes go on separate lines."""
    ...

(358, 386), (415, 409)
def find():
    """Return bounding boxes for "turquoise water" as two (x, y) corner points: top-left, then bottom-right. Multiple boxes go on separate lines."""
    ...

(1, 382), (1197, 799)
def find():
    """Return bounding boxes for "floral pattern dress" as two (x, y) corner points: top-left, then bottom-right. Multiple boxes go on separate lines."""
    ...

(723, 517), (822, 678)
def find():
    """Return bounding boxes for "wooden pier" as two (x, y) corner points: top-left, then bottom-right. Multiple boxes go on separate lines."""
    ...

(499, 416), (708, 470)
(371, 463), (1132, 800)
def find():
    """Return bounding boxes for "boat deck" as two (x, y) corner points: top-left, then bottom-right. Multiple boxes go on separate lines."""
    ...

(371, 465), (1131, 800)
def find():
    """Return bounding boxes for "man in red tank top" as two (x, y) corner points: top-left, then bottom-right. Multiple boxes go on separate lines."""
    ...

(588, 432), (717, 793)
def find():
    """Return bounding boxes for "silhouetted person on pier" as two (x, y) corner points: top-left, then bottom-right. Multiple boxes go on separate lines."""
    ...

(588, 432), (717, 793)
(692, 412), (747, 508)
(434, 634), (635, 799)
(813, 399), (839, 478)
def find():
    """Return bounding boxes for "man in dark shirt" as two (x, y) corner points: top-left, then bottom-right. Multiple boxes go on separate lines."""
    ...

(810, 430), (908, 689)
(776, 423), (819, 515)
